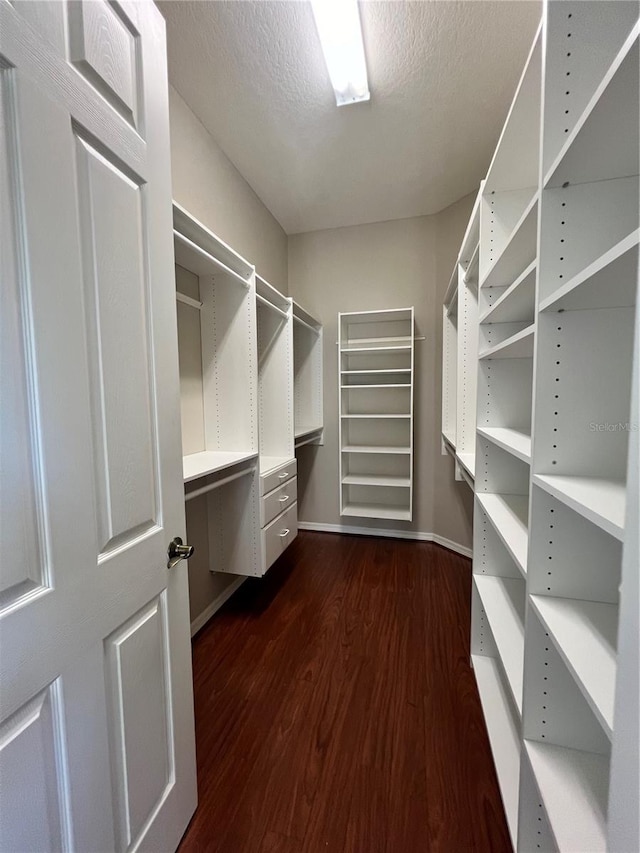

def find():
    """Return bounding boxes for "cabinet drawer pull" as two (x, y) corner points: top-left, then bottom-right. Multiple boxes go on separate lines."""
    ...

(279, 528), (290, 537)
(279, 495), (289, 502)
(278, 472), (289, 479)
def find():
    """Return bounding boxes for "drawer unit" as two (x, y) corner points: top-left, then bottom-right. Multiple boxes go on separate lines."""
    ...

(261, 477), (297, 527)
(261, 501), (298, 572)
(260, 457), (296, 495)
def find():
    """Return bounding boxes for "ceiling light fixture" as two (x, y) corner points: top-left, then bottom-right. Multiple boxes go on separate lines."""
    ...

(310, 0), (370, 107)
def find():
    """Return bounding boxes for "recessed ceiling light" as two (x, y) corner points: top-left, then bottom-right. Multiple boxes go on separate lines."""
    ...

(310, 0), (370, 107)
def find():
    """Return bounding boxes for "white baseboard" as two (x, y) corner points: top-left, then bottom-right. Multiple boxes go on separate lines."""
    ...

(297, 521), (472, 559)
(190, 577), (246, 637)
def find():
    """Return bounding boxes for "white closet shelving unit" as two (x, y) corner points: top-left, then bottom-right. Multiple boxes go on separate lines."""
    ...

(445, 4), (640, 850)
(292, 300), (323, 449)
(173, 203), (263, 577)
(255, 275), (298, 571)
(441, 185), (483, 490)
(339, 308), (415, 521)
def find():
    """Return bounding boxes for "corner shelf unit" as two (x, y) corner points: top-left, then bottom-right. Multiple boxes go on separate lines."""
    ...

(292, 300), (323, 449)
(173, 202), (263, 578)
(441, 185), (483, 490)
(339, 308), (415, 521)
(444, 5), (640, 850)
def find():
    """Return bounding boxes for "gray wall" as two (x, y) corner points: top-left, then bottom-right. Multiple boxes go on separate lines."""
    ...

(288, 195), (474, 548)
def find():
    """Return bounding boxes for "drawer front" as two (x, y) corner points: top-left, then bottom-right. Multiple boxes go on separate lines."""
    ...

(261, 502), (298, 572)
(260, 458), (296, 495)
(261, 477), (297, 527)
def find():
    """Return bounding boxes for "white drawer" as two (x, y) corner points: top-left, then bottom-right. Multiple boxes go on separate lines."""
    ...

(261, 477), (297, 527)
(260, 457), (296, 495)
(261, 501), (297, 572)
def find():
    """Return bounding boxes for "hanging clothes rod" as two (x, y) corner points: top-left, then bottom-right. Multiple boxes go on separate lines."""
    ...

(256, 293), (289, 321)
(293, 314), (320, 335)
(184, 465), (255, 502)
(176, 291), (203, 310)
(173, 230), (251, 290)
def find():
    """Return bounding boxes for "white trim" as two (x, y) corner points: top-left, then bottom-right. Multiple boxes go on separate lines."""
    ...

(297, 521), (472, 559)
(190, 577), (246, 637)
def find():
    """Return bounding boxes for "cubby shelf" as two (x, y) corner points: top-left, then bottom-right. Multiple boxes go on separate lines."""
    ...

(341, 504), (411, 521)
(525, 740), (609, 853)
(544, 25), (639, 188)
(530, 595), (617, 738)
(471, 655), (521, 847)
(480, 194), (538, 290)
(183, 450), (258, 483)
(474, 576), (525, 713)
(479, 324), (535, 359)
(480, 261), (536, 324)
(476, 493), (528, 576)
(477, 427), (531, 463)
(341, 474), (410, 488)
(533, 474), (626, 541)
(539, 231), (639, 313)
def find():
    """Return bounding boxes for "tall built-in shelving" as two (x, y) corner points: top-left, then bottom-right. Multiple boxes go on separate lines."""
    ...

(339, 309), (415, 521)
(292, 300), (323, 449)
(444, 4), (639, 849)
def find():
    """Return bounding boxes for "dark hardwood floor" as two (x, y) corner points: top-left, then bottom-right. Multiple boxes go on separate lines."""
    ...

(178, 531), (511, 853)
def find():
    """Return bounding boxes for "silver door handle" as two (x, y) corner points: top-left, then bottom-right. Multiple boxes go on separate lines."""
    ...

(278, 472), (289, 479)
(167, 536), (194, 569)
(279, 529), (290, 538)
(279, 495), (289, 502)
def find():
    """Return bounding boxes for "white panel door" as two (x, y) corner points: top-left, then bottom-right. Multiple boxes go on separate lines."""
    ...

(0, 2), (197, 851)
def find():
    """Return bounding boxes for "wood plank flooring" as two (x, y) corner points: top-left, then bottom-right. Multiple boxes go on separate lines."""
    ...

(178, 532), (511, 853)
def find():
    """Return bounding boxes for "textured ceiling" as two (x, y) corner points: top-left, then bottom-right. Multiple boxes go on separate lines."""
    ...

(159, 1), (541, 234)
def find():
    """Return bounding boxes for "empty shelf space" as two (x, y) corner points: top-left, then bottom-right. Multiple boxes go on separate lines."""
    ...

(525, 741), (608, 853)
(342, 445), (411, 455)
(544, 25), (640, 188)
(474, 576), (525, 713)
(183, 450), (258, 483)
(480, 261), (536, 324)
(260, 455), (294, 475)
(477, 427), (531, 463)
(540, 231), (639, 313)
(533, 474), (625, 541)
(341, 503), (411, 521)
(480, 194), (538, 290)
(456, 453), (475, 478)
(294, 425), (323, 440)
(341, 474), (410, 488)
(530, 595), (617, 738)
(476, 493), (528, 576)
(471, 655), (521, 846)
(479, 324), (534, 359)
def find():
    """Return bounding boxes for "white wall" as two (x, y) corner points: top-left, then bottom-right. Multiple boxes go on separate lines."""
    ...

(288, 195), (474, 549)
(169, 85), (289, 627)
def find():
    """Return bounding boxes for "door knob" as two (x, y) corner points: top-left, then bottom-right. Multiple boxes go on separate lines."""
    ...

(167, 536), (194, 569)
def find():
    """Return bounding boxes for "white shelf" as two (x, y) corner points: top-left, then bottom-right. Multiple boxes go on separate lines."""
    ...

(480, 194), (538, 290)
(480, 261), (536, 324)
(341, 344), (412, 353)
(544, 25), (640, 188)
(340, 308), (413, 323)
(294, 424), (323, 440)
(441, 431), (456, 450)
(533, 474), (625, 542)
(540, 231), (639, 313)
(530, 595), (617, 738)
(260, 455), (294, 476)
(474, 576), (525, 713)
(341, 384), (411, 389)
(476, 493), (528, 576)
(463, 242), (480, 285)
(456, 453), (475, 479)
(479, 324), (535, 360)
(341, 503), (412, 521)
(477, 427), (531, 463)
(183, 450), (258, 483)
(340, 414), (410, 419)
(341, 474), (410, 488)
(342, 368), (411, 375)
(342, 445), (411, 455)
(471, 655), (521, 848)
(526, 741), (609, 853)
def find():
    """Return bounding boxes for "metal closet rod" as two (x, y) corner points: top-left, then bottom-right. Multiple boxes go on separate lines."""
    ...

(256, 293), (289, 320)
(293, 314), (320, 335)
(173, 229), (251, 291)
(184, 465), (255, 502)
